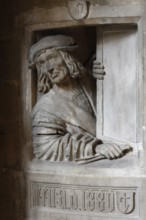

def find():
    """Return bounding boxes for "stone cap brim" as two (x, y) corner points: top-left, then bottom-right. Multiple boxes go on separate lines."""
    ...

(28, 44), (78, 69)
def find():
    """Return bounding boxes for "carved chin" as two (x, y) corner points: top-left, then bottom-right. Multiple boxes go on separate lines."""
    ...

(50, 69), (68, 85)
(51, 76), (63, 84)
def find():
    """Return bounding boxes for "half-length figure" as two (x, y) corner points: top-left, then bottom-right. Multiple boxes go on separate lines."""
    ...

(28, 35), (130, 163)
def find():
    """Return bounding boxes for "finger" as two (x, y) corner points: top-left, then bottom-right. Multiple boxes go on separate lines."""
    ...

(93, 64), (104, 70)
(93, 69), (106, 75)
(121, 144), (131, 151)
(105, 152), (111, 159)
(100, 146), (114, 159)
(101, 150), (111, 159)
(93, 60), (101, 65)
(93, 75), (104, 80)
(106, 149), (116, 159)
(96, 149), (108, 159)
(113, 144), (123, 157)
(93, 63), (104, 67)
(110, 145), (122, 158)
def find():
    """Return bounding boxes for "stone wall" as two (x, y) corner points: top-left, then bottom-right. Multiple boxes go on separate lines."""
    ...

(0, 1), (24, 220)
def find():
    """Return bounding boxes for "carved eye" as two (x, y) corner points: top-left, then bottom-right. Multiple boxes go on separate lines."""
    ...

(36, 61), (44, 67)
(51, 57), (55, 61)
(40, 60), (45, 65)
(48, 57), (56, 63)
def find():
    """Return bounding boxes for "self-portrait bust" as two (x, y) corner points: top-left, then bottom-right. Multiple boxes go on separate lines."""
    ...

(28, 35), (130, 163)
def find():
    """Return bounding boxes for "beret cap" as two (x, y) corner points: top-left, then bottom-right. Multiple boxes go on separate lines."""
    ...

(28, 35), (78, 68)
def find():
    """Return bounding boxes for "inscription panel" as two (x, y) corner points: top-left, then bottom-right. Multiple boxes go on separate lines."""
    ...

(30, 182), (138, 217)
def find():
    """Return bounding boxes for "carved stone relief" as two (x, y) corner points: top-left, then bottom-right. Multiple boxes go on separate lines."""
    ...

(28, 34), (132, 164)
(24, 2), (146, 220)
(31, 182), (137, 216)
(29, 35), (130, 163)
(67, 0), (89, 20)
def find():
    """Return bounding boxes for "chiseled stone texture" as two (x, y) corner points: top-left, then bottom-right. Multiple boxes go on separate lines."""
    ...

(1, 0), (146, 220)
(25, 160), (146, 220)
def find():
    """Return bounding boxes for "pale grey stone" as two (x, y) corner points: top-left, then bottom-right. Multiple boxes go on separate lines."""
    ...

(28, 34), (131, 164)
(20, 1), (146, 220)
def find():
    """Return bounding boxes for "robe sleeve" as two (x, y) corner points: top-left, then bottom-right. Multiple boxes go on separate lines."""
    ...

(32, 110), (101, 161)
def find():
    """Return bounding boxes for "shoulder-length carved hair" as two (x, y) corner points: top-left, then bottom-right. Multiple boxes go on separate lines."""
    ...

(37, 50), (86, 94)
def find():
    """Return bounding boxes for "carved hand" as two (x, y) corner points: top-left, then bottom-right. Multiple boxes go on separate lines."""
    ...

(95, 143), (130, 160)
(92, 60), (105, 80)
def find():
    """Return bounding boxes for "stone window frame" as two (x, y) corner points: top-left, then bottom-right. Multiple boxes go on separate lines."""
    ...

(22, 16), (144, 168)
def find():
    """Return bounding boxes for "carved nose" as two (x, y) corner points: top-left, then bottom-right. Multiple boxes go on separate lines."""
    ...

(46, 64), (52, 72)
(48, 68), (54, 75)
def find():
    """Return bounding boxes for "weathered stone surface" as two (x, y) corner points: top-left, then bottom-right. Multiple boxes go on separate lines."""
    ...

(28, 34), (131, 164)
(22, 1), (146, 220)
(25, 160), (146, 220)
(1, 0), (146, 220)
(21, 1), (146, 220)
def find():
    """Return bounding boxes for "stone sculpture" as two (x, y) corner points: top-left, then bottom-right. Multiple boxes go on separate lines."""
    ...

(28, 35), (131, 163)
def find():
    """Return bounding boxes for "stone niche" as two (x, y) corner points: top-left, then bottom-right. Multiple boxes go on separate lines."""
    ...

(23, 1), (146, 220)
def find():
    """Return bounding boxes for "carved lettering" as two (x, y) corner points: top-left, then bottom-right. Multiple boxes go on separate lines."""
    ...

(108, 192), (115, 212)
(96, 191), (105, 212)
(31, 182), (137, 216)
(85, 191), (95, 211)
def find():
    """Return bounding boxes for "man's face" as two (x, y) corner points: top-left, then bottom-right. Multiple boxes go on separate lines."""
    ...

(35, 48), (69, 85)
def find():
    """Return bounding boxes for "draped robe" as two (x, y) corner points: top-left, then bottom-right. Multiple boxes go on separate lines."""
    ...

(32, 76), (101, 162)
